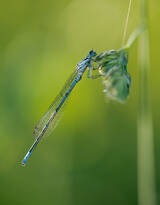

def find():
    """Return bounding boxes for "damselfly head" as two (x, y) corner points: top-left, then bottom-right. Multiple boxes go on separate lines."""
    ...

(88, 50), (97, 58)
(95, 48), (131, 103)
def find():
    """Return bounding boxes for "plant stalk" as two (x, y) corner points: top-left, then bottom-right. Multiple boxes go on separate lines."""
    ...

(137, 0), (157, 205)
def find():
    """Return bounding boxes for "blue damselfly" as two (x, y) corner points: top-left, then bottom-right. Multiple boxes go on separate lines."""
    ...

(22, 50), (97, 166)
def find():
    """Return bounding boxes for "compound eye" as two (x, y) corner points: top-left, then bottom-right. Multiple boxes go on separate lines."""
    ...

(89, 50), (97, 57)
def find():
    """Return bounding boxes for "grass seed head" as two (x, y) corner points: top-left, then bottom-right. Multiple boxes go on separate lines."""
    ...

(95, 48), (131, 103)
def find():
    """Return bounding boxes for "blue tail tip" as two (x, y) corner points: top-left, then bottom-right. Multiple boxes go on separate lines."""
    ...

(22, 159), (26, 166)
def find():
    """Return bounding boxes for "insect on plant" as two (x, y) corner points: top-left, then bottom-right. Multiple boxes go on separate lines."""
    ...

(22, 0), (144, 166)
(22, 48), (131, 165)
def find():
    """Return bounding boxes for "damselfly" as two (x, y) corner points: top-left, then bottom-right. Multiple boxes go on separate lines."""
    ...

(22, 50), (97, 166)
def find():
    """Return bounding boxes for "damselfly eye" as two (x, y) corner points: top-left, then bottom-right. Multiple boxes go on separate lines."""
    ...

(89, 50), (97, 57)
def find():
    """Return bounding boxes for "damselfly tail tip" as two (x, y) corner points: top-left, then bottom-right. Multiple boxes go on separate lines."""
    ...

(21, 151), (31, 166)
(21, 157), (28, 166)
(21, 160), (26, 167)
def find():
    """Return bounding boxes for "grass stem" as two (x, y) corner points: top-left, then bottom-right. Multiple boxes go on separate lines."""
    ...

(137, 0), (157, 205)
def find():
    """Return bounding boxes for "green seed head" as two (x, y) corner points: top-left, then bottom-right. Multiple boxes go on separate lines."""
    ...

(95, 48), (131, 103)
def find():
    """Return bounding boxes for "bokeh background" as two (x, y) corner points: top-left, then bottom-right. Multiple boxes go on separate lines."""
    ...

(0, 0), (159, 204)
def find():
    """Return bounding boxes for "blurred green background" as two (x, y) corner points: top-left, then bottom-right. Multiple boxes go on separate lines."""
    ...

(0, 0), (159, 204)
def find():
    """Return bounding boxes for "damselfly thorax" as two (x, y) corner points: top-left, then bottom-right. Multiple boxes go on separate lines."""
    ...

(76, 50), (97, 78)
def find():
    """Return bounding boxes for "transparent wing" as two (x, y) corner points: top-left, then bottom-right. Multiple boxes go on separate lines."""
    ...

(22, 69), (79, 166)
(33, 69), (78, 138)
